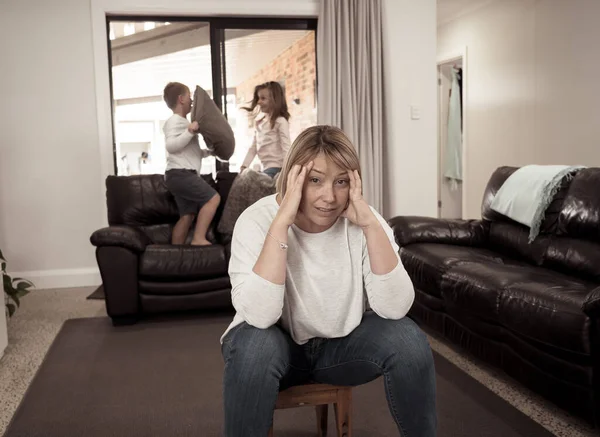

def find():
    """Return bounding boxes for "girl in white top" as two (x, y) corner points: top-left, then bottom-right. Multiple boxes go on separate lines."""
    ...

(240, 81), (291, 178)
(221, 125), (437, 437)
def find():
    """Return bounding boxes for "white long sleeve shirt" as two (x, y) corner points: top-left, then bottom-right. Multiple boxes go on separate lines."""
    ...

(163, 114), (209, 173)
(221, 194), (415, 345)
(242, 116), (291, 170)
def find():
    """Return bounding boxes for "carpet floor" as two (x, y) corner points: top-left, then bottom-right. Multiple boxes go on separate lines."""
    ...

(1, 288), (595, 437)
(86, 285), (104, 300)
(2, 314), (561, 436)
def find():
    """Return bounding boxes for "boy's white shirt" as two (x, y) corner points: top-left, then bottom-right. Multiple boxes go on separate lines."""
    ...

(163, 114), (211, 173)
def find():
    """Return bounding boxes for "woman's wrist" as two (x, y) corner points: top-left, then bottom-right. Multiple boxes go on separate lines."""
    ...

(362, 219), (383, 236)
(358, 209), (380, 232)
(272, 212), (293, 230)
(270, 216), (291, 238)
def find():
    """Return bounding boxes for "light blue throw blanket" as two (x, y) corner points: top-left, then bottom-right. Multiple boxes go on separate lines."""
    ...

(491, 165), (585, 242)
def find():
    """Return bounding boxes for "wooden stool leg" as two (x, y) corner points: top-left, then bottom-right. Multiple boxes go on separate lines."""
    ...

(316, 404), (328, 437)
(268, 426), (273, 437)
(334, 389), (352, 437)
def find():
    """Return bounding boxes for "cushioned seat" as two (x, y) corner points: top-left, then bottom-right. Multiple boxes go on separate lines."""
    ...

(400, 243), (517, 298)
(442, 262), (594, 353)
(139, 277), (232, 296)
(140, 244), (228, 281)
(441, 262), (540, 322)
(499, 274), (594, 354)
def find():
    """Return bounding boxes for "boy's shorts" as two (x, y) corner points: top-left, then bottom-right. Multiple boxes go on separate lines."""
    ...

(165, 169), (217, 217)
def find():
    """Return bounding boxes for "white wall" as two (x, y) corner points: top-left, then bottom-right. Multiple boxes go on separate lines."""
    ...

(0, 0), (437, 288)
(382, 0), (438, 219)
(0, 0), (104, 288)
(438, 0), (600, 219)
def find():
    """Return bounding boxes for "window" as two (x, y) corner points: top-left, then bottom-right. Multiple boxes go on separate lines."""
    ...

(107, 17), (317, 176)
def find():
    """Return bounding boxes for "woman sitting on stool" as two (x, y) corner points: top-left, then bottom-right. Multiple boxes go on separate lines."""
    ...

(221, 125), (437, 437)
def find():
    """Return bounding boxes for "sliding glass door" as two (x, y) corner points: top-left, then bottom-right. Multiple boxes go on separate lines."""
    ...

(106, 16), (317, 176)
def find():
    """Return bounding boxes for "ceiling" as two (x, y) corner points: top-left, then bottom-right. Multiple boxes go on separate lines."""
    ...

(110, 2), (489, 102)
(437, 0), (495, 25)
(112, 29), (310, 101)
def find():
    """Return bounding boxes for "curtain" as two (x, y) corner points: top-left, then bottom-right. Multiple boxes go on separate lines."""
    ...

(317, 0), (384, 212)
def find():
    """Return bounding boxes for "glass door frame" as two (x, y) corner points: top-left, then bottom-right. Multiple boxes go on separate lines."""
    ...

(106, 15), (317, 174)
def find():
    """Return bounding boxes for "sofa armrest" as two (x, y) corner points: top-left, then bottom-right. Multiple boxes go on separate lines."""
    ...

(583, 286), (600, 318)
(95, 246), (140, 324)
(387, 216), (489, 247)
(90, 226), (151, 253)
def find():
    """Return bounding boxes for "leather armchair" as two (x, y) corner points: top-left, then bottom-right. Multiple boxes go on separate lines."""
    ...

(91, 172), (237, 325)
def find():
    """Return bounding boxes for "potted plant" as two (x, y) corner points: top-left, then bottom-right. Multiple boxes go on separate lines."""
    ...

(1, 249), (34, 318)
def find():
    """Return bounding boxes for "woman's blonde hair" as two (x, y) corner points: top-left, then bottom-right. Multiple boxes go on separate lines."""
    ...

(276, 125), (361, 196)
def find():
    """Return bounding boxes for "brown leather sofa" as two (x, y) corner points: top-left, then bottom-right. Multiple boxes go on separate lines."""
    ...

(90, 172), (237, 326)
(389, 166), (600, 424)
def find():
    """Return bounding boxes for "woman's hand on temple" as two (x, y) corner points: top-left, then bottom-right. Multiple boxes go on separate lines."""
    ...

(342, 170), (378, 229)
(275, 161), (314, 227)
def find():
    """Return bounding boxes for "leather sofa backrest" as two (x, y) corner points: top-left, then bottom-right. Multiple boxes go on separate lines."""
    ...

(481, 166), (571, 233)
(480, 166), (518, 221)
(556, 168), (600, 242)
(543, 238), (600, 281)
(481, 166), (600, 280)
(481, 166), (577, 266)
(107, 174), (181, 226)
(106, 171), (237, 228)
(542, 168), (600, 281)
(488, 221), (549, 265)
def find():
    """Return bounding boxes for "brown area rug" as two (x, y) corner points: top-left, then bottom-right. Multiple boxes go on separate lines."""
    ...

(4, 315), (555, 437)
(86, 285), (104, 300)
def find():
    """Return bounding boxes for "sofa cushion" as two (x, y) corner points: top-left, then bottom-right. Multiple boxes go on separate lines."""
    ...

(488, 221), (550, 265)
(217, 170), (276, 242)
(441, 262), (534, 322)
(139, 223), (219, 245)
(139, 224), (173, 244)
(557, 168), (600, 242)
(499, 272), (595, 355)
(139, 244), (228, 281)
(400, 243), (515, 299)
(442, 261), (595, 354)
(543, 237), (600, 282)
(190, 85), (235, 160)
(139, 276), (231, 296)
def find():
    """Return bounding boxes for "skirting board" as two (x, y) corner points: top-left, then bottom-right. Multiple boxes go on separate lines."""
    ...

(8, 267), (101, 290)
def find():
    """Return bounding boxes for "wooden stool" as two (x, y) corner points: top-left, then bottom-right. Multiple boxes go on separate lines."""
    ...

(268, 383), (352, 437)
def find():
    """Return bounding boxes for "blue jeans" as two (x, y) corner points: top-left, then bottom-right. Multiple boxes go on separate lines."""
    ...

(263, 167), (281, 178)
(221, 311), (437, 436)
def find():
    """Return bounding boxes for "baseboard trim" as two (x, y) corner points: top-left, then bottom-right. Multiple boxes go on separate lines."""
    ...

(9, 267), (101, 290)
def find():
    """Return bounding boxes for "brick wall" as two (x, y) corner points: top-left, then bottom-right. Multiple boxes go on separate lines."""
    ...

(236, 31), (317, 143)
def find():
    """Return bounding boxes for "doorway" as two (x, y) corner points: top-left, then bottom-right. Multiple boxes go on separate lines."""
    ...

(437, 51), (467, 219)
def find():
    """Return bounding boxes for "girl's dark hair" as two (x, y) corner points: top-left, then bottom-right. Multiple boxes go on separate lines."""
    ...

(242, 81), (290, 128)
